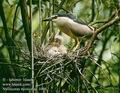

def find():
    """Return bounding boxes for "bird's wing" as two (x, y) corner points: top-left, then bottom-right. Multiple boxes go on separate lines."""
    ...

(73, 19), (88, 25)
(73, 19), (94, 31)
(69, 22), (94, 37)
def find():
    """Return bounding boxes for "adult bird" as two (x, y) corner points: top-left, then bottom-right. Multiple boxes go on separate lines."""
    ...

(43, 13), (94, 51)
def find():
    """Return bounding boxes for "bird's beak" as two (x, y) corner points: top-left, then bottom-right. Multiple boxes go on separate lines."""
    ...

(43, 17), (52, 21)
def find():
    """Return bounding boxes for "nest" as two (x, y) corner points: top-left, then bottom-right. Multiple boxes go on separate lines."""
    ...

(34, 45), (91, 63)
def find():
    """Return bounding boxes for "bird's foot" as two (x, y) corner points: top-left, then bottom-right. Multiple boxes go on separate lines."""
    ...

(76, 46), (89, 56)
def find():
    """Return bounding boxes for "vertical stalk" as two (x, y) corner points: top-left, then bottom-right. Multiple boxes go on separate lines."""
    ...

(19, 0), (31, 52)
(29, 0), (34, 92)
(49, 0), (53, 37)
(52, 0), (54, 35)
(90, 0), (95, 22)
(39, 0), (42, 33)
(118, 18), (120, 93)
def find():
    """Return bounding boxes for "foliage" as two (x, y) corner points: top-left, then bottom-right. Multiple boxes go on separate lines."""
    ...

(0, 0), (120, 93)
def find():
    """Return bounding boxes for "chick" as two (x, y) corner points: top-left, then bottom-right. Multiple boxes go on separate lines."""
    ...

(46, 34), (67, 57)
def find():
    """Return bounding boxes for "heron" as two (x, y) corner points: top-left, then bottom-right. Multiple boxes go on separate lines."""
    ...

(43, 13), (94, 51)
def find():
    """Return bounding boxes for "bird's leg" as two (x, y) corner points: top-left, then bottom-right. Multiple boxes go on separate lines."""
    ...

(85, 39), (89, 47)
(78, 39), (91, 56)
(85, 40), (90, 55)
(72, 38), (80, 51)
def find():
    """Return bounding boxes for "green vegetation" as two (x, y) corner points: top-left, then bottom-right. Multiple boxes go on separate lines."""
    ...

(0, 0), (120, 93)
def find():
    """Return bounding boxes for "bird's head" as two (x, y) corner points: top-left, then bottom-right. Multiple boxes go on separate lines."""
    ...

(43, 13), (75, 25)
(54, 34), (63, 44)
(49, 34), (63, 47)
(43, 14), (58, 21)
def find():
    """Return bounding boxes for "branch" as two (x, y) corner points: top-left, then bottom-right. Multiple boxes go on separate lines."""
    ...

(89, 15), (119, 50)
(90, 20), (108, 25)
(78, 12), (120, 55)
(96, 16), (120, 34)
